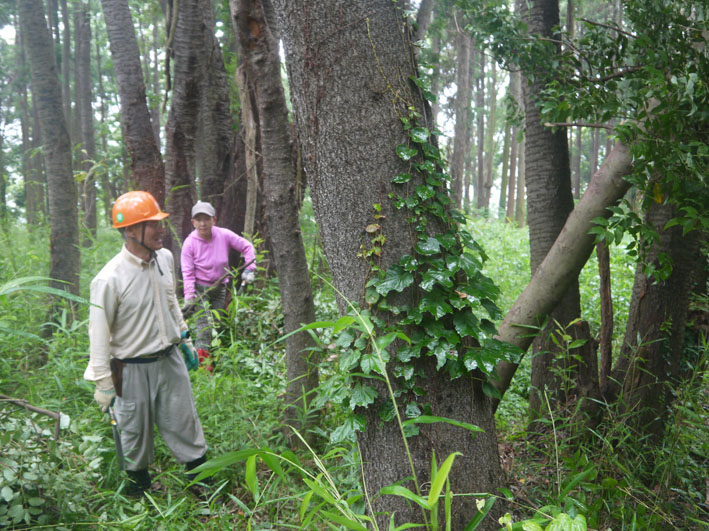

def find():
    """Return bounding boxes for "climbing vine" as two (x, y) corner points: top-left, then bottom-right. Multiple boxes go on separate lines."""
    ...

(315, 72), (522, 442)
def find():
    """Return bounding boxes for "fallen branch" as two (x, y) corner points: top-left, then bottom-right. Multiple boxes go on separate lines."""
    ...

(0, 393), (62, 440)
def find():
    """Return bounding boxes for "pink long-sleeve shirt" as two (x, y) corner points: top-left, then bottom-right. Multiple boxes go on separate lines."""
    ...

(181, 226), (256, 300)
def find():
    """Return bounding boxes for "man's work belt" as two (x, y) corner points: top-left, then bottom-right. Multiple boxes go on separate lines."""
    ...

(122, 344), (176, 363)
(109, 345), (176, 397)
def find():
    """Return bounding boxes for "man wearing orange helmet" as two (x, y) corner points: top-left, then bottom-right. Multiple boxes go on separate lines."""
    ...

(84, 191), (207, 496)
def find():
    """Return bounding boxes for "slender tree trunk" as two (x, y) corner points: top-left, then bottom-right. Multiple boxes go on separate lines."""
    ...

(100, 0), (165, 202)
(18, 0), (80, 300)
(498, 116), (511, 214)
(475, 49), (485, 210)
(484, 61), (497, 209)
(233, 0), (319, 435)
(597, 241), (613, 394)
(235, 66), (260, 237)
(450, 16), (471, 209)
(573, 127), (582, 198)
(413, 0), (434, 48)
(16, 14), (44, 226)
(75, 1), (97, 241)
(273, 1), (503, 527)
(60, 0), (72, 138)
(93, 25), (111, 221)
(515, 133), (525, 226)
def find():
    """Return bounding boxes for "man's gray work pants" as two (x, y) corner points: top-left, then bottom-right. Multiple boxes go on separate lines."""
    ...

(114, 349), (207, 471)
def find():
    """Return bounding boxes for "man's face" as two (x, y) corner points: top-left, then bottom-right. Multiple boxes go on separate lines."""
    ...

(126, 220), (166, 250)
(191, 213), (215, 239)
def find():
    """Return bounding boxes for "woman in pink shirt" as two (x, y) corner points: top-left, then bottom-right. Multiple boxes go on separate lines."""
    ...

(181, 201), (256, 369)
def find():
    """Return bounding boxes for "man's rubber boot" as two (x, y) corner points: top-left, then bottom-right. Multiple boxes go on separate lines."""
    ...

(125, 469), (151, 496)
(197, 349), (213, 373)
(186, 454), (208, 483)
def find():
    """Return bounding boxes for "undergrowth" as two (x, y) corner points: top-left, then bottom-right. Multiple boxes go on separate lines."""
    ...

(0, 220), (706, 529)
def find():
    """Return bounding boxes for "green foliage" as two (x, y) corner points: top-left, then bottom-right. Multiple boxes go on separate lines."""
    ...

(460, 0), (709, 274)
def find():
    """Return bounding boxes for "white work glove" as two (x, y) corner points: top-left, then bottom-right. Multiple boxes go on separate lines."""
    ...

(242, 270), (256, 285)
(94, 376), (116, 412)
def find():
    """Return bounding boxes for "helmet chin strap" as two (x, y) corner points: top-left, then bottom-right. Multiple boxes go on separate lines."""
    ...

(124, 223), (164, 276)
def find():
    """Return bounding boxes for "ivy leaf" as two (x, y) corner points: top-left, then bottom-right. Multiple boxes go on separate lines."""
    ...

(396, 144), (418, 161)
(430, 343), (450, 369)
(420, 268), (454, 291)
(405, 402), (422, 418)
(453, 310), (480, 338)
(415, 185), (435, 201)
(392, 172), (413, 184)
(360, 353), (377, 374)
(399, 254), (419, 271)
(393, 362), (415, 381)
(419, 290), (453, 319)
(416, 236), (441, 255)
(339, 349), (361, 372)
(463, 348), (499, 375)
(379, 399), (396, 422)
(375, 265), (414, 295)
(330, 414), (366, 444)
(351, 382), (378, 409)
(409, 126), (430, 143)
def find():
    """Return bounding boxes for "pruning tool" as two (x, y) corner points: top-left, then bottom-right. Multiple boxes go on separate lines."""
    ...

(107, 399), (125, 471)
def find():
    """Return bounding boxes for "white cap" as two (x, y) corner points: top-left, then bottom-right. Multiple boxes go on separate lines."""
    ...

(191, 200), (215, 218)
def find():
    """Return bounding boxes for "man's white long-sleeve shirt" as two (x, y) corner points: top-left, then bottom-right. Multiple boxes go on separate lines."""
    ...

(84, 245), (187, 382)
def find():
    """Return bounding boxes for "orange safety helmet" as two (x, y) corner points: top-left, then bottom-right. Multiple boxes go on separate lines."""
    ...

(112, 191), (169, 229)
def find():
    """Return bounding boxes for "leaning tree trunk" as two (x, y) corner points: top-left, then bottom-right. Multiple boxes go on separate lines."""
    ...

(493, 141), (633, 404)
(233, 0), (319, 436)
(100, 0), (165, 203)
(520, 0), (595, 419)
(273, 1), (502, 528)
(18, 0), (80, 300)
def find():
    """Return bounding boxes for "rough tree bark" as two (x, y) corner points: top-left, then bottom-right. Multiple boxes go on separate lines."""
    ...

(273, 1), (502, 528)
(18, 0), (80, 297)
(232, 0), (319, 435)
(100, 0), (165, 202)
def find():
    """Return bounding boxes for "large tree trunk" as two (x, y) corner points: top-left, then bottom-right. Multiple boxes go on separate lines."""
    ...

(194, 0), (235, 213)
(519, 0), (592, 418)
(18, 0), (80, 299)
(273, 1), (502, 528)
(100, 0), (165, 202)
(164, 0), (202, 256)
(609, 202), (703, 441)
(232, 0), (319, 436)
